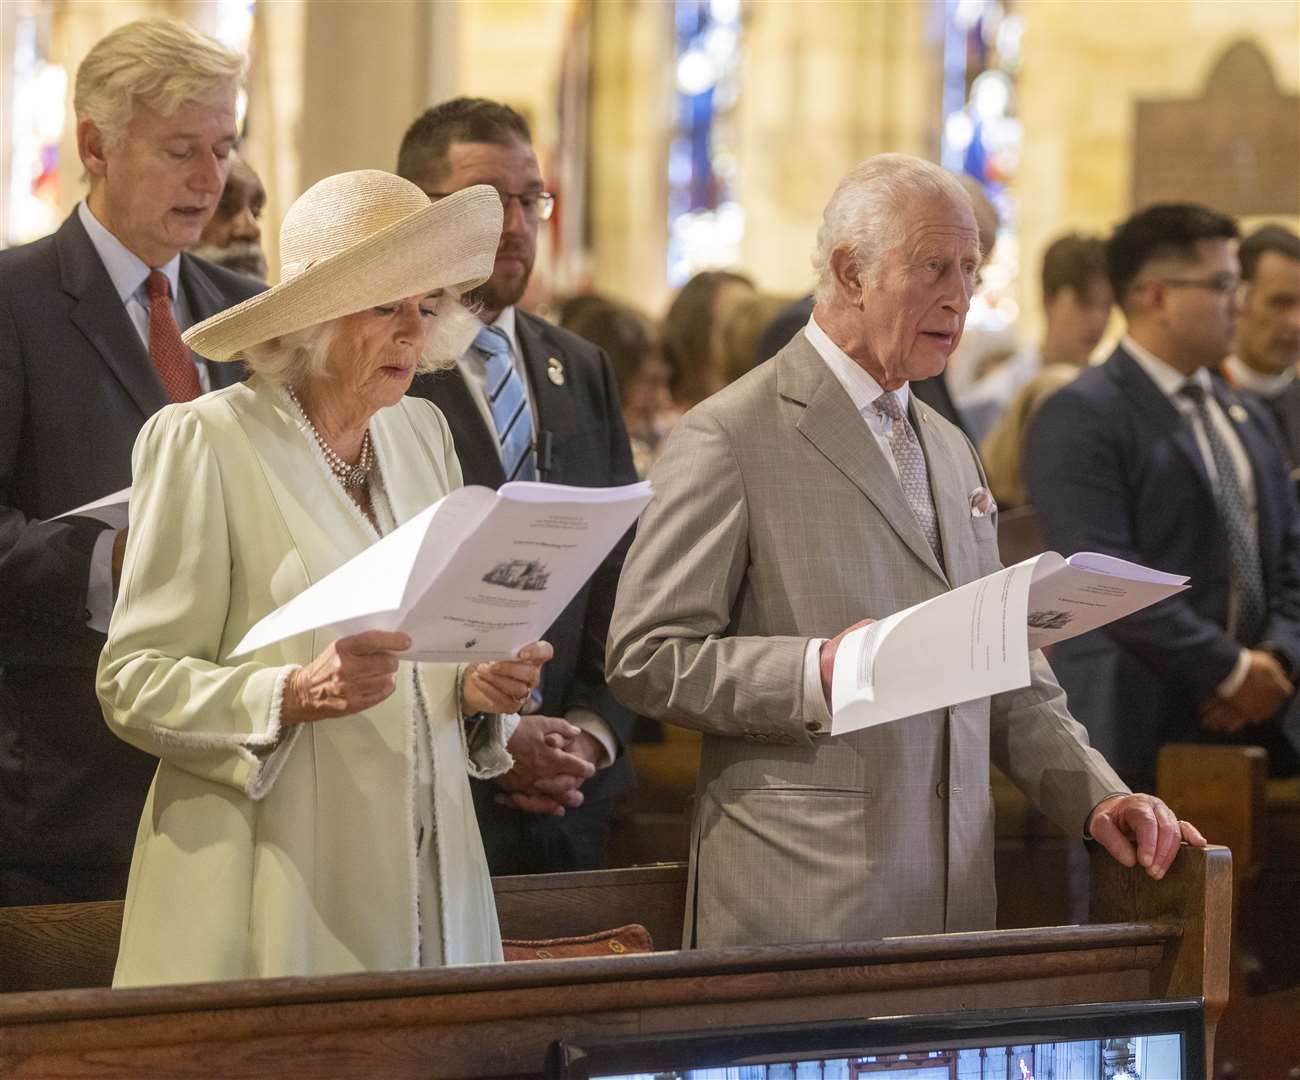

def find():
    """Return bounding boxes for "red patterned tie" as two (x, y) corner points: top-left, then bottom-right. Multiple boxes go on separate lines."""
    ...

(147, 270), (201, 402)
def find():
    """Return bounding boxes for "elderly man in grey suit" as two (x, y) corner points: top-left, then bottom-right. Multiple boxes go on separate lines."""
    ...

(607, 154), (1203, 949)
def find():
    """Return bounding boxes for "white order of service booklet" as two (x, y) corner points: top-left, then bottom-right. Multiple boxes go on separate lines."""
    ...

(230, 480), (652, 662)
(830, 552), (1189, 735)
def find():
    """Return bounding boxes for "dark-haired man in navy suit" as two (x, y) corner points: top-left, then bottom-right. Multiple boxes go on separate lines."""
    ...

(398, 97), (637, 874)
(1026, 204), (1300, 790)
(0, 19), (264, 905)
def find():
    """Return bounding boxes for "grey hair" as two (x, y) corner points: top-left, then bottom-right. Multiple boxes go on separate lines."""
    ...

(240, 292), (481, 389)
(812, 154), (974, 305)
(74, 18), (245, 150)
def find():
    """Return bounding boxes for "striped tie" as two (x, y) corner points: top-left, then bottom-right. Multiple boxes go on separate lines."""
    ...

(475, 325), (536, 482)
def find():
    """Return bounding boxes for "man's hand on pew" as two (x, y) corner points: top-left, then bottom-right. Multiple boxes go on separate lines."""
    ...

(1087, 793), (1208, 880)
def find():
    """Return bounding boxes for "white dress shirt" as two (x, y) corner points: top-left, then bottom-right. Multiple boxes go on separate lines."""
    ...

(1225, 354), (1297, 399)
(79, 201), (210, 632)
(1124, 335), (1255, 696)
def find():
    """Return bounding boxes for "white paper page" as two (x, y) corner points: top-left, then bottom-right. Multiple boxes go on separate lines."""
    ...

(228, 481), (651, 662)
(1026, 552), (1189, 650)
(1064, 551), (1189, 587)
(495, 480), (651, 504)
(831, 558), (1037, 735)
(229, 488), (498, 658)
(229, 503), (436, 659)
(53, 487), (132, 530)
(398, 482), (651, 662)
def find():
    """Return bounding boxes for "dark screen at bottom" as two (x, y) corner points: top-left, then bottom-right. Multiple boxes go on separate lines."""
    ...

(547, 999), (1204, 1080)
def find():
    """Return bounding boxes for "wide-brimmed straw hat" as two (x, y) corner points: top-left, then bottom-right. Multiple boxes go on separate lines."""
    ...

(183, 170), (503, 361)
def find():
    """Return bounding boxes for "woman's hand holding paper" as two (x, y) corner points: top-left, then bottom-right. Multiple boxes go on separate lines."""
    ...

(462, 640), (554, 715)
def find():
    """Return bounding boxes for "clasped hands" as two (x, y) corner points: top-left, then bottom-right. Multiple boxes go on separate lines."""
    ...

(278, 632), (596, 815)
(1200, 648), (1292, 734)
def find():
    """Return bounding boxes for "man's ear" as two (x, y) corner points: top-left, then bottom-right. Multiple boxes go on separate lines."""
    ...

(830, 247), (864, 306)
(1134, 279), (1168, 324)
(78, 119), (109, 181)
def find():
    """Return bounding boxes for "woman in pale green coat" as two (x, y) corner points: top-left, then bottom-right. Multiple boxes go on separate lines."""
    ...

(98, 171), (552, 987)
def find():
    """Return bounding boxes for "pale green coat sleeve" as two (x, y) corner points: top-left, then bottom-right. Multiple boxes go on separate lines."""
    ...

(97, 405), (299, 799)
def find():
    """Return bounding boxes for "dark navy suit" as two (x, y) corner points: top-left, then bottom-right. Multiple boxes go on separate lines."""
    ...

(0, 211), (263, 903)
(408, 309), (638, 872)
(1025, 344), (1300, 788)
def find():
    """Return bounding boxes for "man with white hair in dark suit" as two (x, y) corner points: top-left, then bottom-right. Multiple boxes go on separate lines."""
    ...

(0, 18), (263, 905)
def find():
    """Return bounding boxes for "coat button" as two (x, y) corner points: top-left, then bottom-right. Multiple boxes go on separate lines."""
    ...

(936, 782), (948, 799)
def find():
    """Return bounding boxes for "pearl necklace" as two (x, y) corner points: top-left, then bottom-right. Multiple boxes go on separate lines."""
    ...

(288, 388), (375, 490)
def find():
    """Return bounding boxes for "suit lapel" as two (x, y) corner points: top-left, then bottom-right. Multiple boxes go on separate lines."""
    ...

(911, 396), (965, 579)
(1213, 378), (1283, 549)
(1275, 382), (1300, 464)
(409, 367), (505, 488)
(1111, 346), (1217, 503)
(516, 311), (578, 481)
(780, 338), (947, 584)
(56, 213), (167, 419)
(179, 254), (245, 389)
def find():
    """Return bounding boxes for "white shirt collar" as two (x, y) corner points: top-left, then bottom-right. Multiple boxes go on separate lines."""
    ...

(490, 305), (519, 355)
(1225, 354), (1296, 397)
(77, 200), (181, 305)
(804, 313), (910, 414)
(1123, 333), (1212, 400)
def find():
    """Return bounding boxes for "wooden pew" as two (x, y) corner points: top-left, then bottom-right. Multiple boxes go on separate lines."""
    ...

(1158, 744), (1300, 1078)
(0, 865), (689, 995)
(0, 846), (1230, 1079)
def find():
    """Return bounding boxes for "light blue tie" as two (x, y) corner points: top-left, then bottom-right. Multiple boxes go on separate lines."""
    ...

(475, 325), (536, 482)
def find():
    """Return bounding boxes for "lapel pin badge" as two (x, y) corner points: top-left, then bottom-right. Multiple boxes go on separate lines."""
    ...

(546, 357), (565, 386)
(1228, 403), (1249, 424)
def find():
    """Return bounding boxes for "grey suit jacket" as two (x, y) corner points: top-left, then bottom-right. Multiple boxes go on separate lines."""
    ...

(0, 210), (262, 881)
(607, 331), (1125, 948)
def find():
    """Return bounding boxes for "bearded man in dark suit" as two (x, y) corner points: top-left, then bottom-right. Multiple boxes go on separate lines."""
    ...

(0, 18), (265, 904)
(397, 98), (637, 874)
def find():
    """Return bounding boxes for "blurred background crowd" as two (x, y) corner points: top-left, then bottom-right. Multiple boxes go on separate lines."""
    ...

(3, 1), (1296, 474)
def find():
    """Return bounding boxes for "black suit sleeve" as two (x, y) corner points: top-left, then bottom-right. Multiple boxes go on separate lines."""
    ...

(1025, 385), (1241, 703)
(1247, 401), (1300, 670)
(0, 287), (110, 645)
(565, 346), (639, 755)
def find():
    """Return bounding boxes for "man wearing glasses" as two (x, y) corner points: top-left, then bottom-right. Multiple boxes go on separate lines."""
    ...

(397, 98), (638, 874)
(1026, 203), (1300, 789)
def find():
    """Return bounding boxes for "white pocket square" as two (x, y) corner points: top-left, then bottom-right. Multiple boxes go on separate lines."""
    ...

(969, 486), (997, 519)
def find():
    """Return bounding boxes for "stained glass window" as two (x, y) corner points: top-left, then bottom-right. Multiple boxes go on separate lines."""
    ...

(4, 1), (66, 245)
(667, 0), (745, 287)
(940, 0), (1024, 332)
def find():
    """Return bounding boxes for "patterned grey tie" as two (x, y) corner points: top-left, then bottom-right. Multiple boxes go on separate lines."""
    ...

(1178, 382), (1267, 643)
(872, 390), (942, 560)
